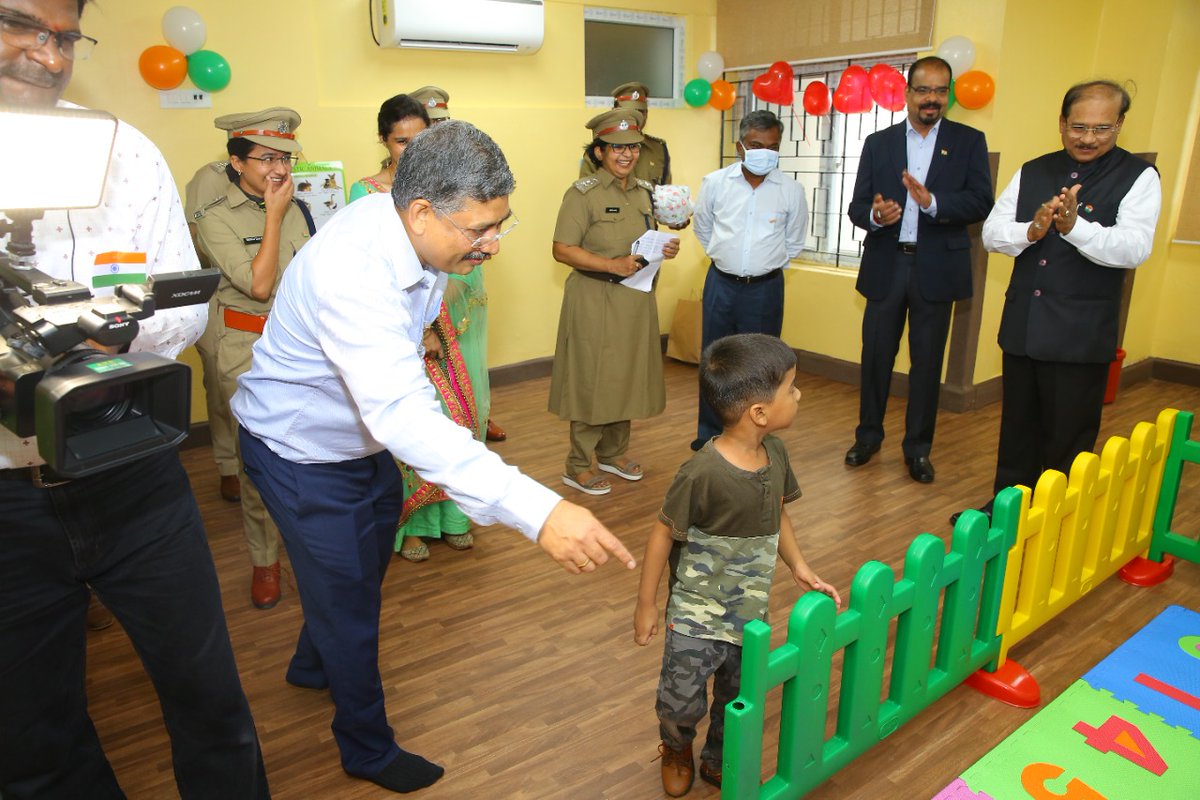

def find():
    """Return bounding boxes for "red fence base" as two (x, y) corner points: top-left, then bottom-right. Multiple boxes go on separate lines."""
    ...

(965, 659), (1040, 708)
(1119, 554), (1176, 587)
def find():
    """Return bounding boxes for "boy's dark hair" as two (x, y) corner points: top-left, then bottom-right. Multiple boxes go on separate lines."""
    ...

(700, 333), (796, 425)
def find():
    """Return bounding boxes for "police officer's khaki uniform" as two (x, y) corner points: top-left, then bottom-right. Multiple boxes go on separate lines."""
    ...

(184, 162), (238, 480)
(550, 109), (666, 478)
(197, 182), (311, 566)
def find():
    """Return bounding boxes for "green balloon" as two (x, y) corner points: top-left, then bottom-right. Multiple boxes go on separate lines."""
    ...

(684, 78), (712, 108)
(188, 49), (231, 92)
(947, 79), (956, 110)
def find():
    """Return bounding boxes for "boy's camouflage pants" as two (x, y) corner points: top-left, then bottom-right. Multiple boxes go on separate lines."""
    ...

(655, 628), (742, 768)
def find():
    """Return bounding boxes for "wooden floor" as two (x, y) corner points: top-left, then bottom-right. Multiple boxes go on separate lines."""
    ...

(84, 361), (1200, 799)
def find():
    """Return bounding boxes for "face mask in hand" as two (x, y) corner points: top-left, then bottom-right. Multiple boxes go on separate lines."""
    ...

(740, 147), (779, 176)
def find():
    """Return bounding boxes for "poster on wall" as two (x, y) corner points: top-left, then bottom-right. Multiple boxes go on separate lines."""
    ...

(293, 161), (346, 230)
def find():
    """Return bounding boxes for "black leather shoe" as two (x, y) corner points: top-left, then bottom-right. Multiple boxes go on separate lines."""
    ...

(905, 455), (935, 483)
(844, 441), (881, 467)
(950, 501), (993, 526)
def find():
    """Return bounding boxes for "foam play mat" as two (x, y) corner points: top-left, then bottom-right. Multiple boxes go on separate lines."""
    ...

(933, 605), (1200, 799)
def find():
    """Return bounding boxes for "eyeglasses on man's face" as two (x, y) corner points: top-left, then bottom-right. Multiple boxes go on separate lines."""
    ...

(1066, 123), (1120, 140)
(908, 85), (951, 97)
(243, 154), (298, 167)
(0, 11), (97, 61)
(434, 206), (520, 249)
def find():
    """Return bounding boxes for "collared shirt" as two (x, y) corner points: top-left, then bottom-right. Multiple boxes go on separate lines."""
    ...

(231, 192), (560, 540)
(692, 162), (808, 277)
(982, 164), (1161, 268)
(898, 118), (941, 242)
(0, 105), (205, 469)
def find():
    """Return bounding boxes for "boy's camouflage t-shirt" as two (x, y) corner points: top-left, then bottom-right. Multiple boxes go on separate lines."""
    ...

(659, 435), (801, 644)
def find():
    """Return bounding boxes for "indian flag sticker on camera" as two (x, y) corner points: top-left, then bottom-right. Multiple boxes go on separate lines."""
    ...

(93, 251), (147, 288)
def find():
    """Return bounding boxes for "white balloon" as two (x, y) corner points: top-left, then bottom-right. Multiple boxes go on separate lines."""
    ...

(935, 35), (976, 76)
(696, 51), (725, 83)
(162, 7), (206, 55)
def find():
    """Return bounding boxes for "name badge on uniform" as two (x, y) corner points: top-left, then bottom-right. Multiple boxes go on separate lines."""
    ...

(92, 251), (146, 288)
(605, 207), (620, 214)
(243, 235), (263, 244)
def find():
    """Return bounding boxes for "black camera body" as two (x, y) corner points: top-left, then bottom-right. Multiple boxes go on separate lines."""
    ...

(0, 249), (219, 478)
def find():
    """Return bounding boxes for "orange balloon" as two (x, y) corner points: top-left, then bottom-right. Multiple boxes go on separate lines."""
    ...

(708, 79), (736, 111)
(954, 70), (995, 110)
(138, 45), (187, 90)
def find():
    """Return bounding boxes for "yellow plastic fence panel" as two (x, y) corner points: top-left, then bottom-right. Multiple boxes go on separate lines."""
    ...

(994, 409), (1178, 666)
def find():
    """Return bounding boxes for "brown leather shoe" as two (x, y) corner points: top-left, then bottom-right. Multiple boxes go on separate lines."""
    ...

(658, 741), (694, 797)
(220, 473), (241, 503)
(251, 562), (281, 609)
(86, 593), (114, 631)
(699, 761), (722, 788)
(485, 418), (507, 442)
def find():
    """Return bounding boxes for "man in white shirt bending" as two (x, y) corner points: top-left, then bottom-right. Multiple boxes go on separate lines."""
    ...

(232, 120), (633, 794)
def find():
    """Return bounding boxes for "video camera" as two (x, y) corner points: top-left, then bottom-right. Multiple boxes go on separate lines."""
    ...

(0, 106), (218, 478)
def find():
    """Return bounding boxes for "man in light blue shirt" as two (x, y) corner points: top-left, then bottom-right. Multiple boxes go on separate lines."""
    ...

(233, 121), (634, 794)
(690, 110), (808, 451)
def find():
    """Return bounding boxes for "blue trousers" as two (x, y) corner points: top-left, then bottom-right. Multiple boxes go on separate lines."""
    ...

(239, 428), (403, 778)
(693, 264), (785, 449)
(0, 448), (268, 799)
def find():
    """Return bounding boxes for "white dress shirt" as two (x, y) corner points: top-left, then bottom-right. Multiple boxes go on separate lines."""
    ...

(0, 107), (205, 469)
(982, 163), (1161, 268)
(231, 192), (560, 540)
(692, 162), (808, 277)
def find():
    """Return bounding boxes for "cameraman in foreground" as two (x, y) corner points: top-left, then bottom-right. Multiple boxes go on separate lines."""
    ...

(0, 2), (269, 797)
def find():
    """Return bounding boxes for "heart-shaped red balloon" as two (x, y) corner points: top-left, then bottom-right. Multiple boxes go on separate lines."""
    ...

(869, 65), (907, 112)
(834, 65), (873, 114)
(802, 81), (831, 116)
(752, 60), (794, 105)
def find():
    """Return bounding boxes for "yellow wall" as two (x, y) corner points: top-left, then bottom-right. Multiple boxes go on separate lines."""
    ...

(63, 0), (1199, 424)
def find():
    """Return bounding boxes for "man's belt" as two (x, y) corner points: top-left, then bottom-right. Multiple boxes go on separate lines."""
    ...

(0, 464), (71, 488)
(897, 243), (918, 255)
(712, 266), (782, 285)
(224, 307), (269, 334)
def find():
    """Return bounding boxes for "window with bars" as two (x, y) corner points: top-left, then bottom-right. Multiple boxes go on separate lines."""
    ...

(721, 57), (918, 269)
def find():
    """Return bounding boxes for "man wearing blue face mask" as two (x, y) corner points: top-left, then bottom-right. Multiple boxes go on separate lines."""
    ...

(844, 56), (993, 484)
(691, 110), (808, 451)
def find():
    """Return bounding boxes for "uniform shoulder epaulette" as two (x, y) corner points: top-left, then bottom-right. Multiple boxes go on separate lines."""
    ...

(635, 178), (655, 192)
(644, 133), (666, 145)
(190, 195), (227, 222)
(573, 176), (600, 193)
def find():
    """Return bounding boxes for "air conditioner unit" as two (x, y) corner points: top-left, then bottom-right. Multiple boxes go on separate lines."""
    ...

(372, 0), (544, 55)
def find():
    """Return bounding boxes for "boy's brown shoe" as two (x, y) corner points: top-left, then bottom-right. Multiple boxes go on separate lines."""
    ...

(699, 761), (722, 787)
(657, 741), (694, 797)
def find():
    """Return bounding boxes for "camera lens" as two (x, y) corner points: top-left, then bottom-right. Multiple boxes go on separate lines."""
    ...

(62, 382), (134, 432)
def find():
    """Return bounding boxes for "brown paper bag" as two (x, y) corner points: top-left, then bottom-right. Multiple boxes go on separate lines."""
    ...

(666, 298), (702, 364)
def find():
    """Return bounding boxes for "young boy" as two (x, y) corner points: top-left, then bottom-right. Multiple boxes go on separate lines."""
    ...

(634, 333), (842, 797)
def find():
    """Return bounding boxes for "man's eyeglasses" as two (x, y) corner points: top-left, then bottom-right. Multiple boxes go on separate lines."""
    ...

(909, 85), (951, 97)
(434, 207), (519, 249)
(1066, 123), (1120, 140)
(0, 12), (97, 61)
(243, 154), (298, 167)
(608, 143), (642, 154)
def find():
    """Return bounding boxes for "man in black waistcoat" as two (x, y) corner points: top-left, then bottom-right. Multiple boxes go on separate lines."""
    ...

(843, 56), (994, 483)
(978, 80), (1161, 512)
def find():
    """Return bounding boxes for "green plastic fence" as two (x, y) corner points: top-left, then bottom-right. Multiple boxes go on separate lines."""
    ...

(1148, 410), (1199, 564)
(722, 487), (1021, 799)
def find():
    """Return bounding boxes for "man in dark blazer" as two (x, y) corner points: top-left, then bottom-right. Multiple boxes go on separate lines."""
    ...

(844, 56), (993, 483)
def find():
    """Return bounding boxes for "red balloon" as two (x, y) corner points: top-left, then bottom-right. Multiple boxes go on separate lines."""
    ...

(138, 45), (187, 91)
(867, 64), (907, 112)
(802, 81), (831, 116)
(955, 70), (995, 110)
(833, 65), (873, 114)
(751, 60), (794, 105)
